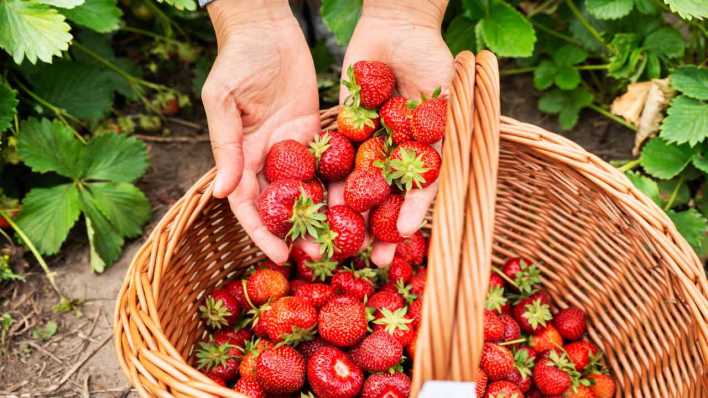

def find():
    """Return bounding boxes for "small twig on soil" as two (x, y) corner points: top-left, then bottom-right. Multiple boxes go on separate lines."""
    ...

(135, 133), (210, 143)
(41, 333), (111, 394)
(22, 340), (63, 364)
(166, 116), (204, 130)
(0, 379), (28, 393)
(82, 374), (90, 398)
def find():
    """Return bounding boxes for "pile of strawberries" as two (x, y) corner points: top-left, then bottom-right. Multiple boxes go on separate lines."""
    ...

(478, 258), (617, 398)
(193, 60), (441, 397)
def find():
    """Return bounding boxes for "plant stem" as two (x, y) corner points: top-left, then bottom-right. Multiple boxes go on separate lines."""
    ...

(532, 21), (584, 47)
(588, 103), (636, 131)
(121, 26), (181, 45)
(577, 64), (609, 70)
(501, 64), (609, 76)
(144, 0), (186, 38)
(618, 159), (640, 172)
(563, 0), (608, 51)
(664, 174), (685, 211)
(499, 337), (527, 346)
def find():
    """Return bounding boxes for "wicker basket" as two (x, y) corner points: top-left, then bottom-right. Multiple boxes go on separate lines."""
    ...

(114, 51), (707, 397)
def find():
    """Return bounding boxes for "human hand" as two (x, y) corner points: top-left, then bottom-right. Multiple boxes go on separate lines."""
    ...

(202, 0), (320, 264)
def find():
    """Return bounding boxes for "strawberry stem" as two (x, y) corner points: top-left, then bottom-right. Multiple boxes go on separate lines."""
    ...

(499, 337), (527, 346)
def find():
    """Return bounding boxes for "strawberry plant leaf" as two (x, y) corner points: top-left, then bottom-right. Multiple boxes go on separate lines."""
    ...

(634, 0), (659, 14)
(37, 0), (84, 8)
(625, 172), (661, 205)
(569, 17), (605, 52)
(692, 144), (708, 173)
(667, 209), (707, 254)
(462, 0), (485, 19)
(83, 133), (148, 183)
(660, 96), (708, 146)
(671, 66), (708, 100)
(155, 0), (196, 11)
(586, 0), (634, 19)
(662, 0), (708, 20)
(643, 27), (685, 59)
(0, 82), (18, 134)
(0, 0), (72, 64)
(555, 66), (581, 90)
(608, 34), (643, 80)
(78, 187), (124, 269)
(478, 1), (536, 57)
(15, 184), (81, 255)
(645, 53), (661, 79)
(538, 87), (593, 130)
(445, 15), (476, 55)
(62, 0), (122, 33)
(640, 137), (692, 179)
(85, 217), (106, 273)
(533, 61), (558, 90)
(321, 0), (361, 46)
(657, 178), (691, 208)
(85, 182), (151, 238)
(552, 45), (588, 66)
(17, 118), (84, 179)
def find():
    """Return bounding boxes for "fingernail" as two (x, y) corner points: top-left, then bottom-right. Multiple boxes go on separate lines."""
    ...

(213, 173), (224, 197)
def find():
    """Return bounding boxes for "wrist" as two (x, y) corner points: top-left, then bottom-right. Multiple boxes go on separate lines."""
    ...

(207, 0), (293, 45)
(361, 0), (448, 28)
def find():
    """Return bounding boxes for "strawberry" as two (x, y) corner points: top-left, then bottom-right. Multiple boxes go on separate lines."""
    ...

(489, 273), (505, 289)
(481, 342), (515, 381)
(264, 139), (316, 183)
(307, 346), (364, 398)
(372, 307), (416, 346)
(299, 337), (330, 361)
(207, 373), (227, 386)
(563, 384), (595, 398)
(411, 96), (447, 144)
(533, 353), (574, 396)
(261, 296), (317, 343)
(337, 105), (379, 142)
(408, 297), (423, 326)
(318, 295), (368, 347)
(530, 325), (563, 353)
(199, 289), (240, 329)
(293, 282), (334, 309)
(388, 257), (413, 284)
(554, 307), (587, 341)
(256, 345), (305, 393)
(213, 328), (252, 351)
(513, 294), (552, 333)
(302, 178), (326, 203)
(344, 168), (391, 212)
(394, 231), (427, 265)
(406, 330), (417, 361)
(331, 268), (376, 301)
(588, 373), (616, 398)
(238, 338), (272, 379)
(410, 267), (427, 295)
(246, 268), (289, 306)
(351, 329), (403, 372)
(318, 205), (366, 260)
(351, 246), (373, 270)
(361, 372), (411, 398)
(564, 340), (598, 371)
(224, 279), (251, 309)
(381, 96), (414, 144)
(233, 376), (265, 398)
(505, 368), (533, 392)
(291, 246), (338, 282)
(370, 194), (404, 242)
(258, 260), (291, 280)
(475, 370), (488, 397)
(385, 141), (441, 191)
(507, 347), (535, 392)
(526, 389), (543, 398)
(310, 131), (355, 182)
(484, 310), (505, 342)
(355, 136), (387, 171)
(502, 257), (541, 295)
(257, 179), (325, 239)
(367, 290), (405, 316)
(344, 61), (396, 109)
(499, 314), (522, 342)
(484, 380), (522, 398)
(196, 341), (240, 382)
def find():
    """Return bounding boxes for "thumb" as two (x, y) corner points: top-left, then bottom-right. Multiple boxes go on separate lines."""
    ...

(397, 181), (438, 237)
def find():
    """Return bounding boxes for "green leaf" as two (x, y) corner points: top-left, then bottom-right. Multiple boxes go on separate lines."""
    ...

(552, 45), (588, 66)
(15, 184), (81, 255)
(311, 40), (334, 73)
(660, 96), (708, 146)
(17, 118), (84, 178)
(625, 172), (661, 205)
(0, 82), (18, 134)
(533, 61), (557, 90)
(667, 209), (707, 254)
(32, 320), (58, 340)
(645, 53), (661, 79)
(634, 0), (659, 14)
(478, 1), (536, 57)
(321, 0), (361, 46)
(555, 66), (581, 90)
(0, 0), (73, 64)
(86, 182), (150, 238)
(657, 178), (691, 208)
(78, 187), (124, 269)
(643, 27), (685, 59)
(462, 0), (486, 19)
(692, 143), (708, 173)
(586, 0), (634, 19)
(608, 33), (644, 80)
(640, 137), (692, 179)
(63, 0), (122, 33)
(662, 0), (708, 20)
(696, 184), (708, 217)
(538, 87), (593, 130)
(37, 0), (83, 8)
(671, 66), (708, 100)
(569, 18), (604, 52)
(445, 15), (476, 55)
(85, 217), (106, 273)
(156, 0), (196, 11)
(83, 133), (148, 182)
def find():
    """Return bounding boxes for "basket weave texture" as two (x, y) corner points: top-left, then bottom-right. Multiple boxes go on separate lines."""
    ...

(114, 51), (707, 398)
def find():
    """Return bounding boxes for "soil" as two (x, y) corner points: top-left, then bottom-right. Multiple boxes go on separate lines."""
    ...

(0, 74), (635, 397)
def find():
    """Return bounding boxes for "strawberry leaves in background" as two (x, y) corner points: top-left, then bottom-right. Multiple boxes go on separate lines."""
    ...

(0, 82), (18, 134)
(534, 45), (589, 91)
(538, 87), (594, 130)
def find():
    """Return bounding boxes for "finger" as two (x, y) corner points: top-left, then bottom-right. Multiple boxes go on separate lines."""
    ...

(397, 181), (438, 237)
(294, 238), (322, 261)
(371, 241), (396, 267)
(202, 71), (245, 198)
(228, 169), (289, 264)
(327, 181), (346, 206)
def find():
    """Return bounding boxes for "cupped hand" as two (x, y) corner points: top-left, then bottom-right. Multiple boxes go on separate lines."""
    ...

(202, 1), (320, 264)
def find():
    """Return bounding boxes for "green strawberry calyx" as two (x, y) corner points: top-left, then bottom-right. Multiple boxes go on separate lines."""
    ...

(395, 280), (417, 304)
(514, 260), (542, 295)
(523, 299), (552, 329)
(287, 190), (327, 241)
(199, 296), (232, 329)
(385, 147), (430, 191)
(485, 285), (508, 312)
(196, 341), (234, 370)
(309, 133), (332, 161)
(342, 65), (362, 108)
(548, 350), (589, 392)
(279, 325), (316, 347)
(304, 257), (338, 281)
(341, 104), (378, 131)
(373, 307), (414, 334)
(314, 223), (338, 259)
(513, 348), (535, 380)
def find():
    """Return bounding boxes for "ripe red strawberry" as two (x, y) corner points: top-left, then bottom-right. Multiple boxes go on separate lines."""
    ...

(502, 257), (540, 295)
(505, 368), (533, 393)
(588, 373), (616, 398)
(367, 290), (405, 316)
(372, 307), (416, 346)
(257, 179), (325, 239)
(344, 168), (391, 212)
(406, 330), (417, 360)
(484, 310), (505, 342)
(533, 353), (574, 396)
(361, 372), (411, 398)
(345, 61), (395, 109)
(499, 314), (521, 342)
(351, 329), (403, 372)
(213, 328), (252, 351)
(207, 373), (227, 386)
(564, 340), (598, 371)
(319, 205), (366, 260)
(411, 96), (447, 144)
(489, 273), (505, 289)
(481, 343), (515, 381)
(388, 257), (413, 284)
(310, 131), (355, 182)
(337, 105), (379, 142)
(302, 178), (325, 203)
(199, 289), (240, 329)
(381, 96), (414, 144)
(261, 296), (317, 343)
(526, 389), (543, 398)
(224, 279), (250, 309)
(408, 298), (423, 326)
(563, 384), (595, 398)
(385, 141), (441, 191)
(370, 194), (404, 243)
(475, 370), (488, 397)
(513, 294), (552, 333)
(258, 260), (291, 280)
(196, 341), (240, 382)
(298, 337), (330, 361)
(507, 347), (535, 393)
(293, 282), (334, 309)
(256, 345), (305, 393)
(355, 136), (387, 171)
(554, 307), (587, 341)
(318, 295), (368, 347)
(307, 346), (364, 398)
(291, 246), (338, 282)
(394, 231), (427, 265)
(331, 268), (376, 301)
(410, 267), (427, 295)
(530, 325), (563, 353)
(245, 268), (289, 306)
(485, 380), (522, 398)
(239, 339), (272, 378)
(233, 376), (265, 398)
(351, 246), (372, 269)
(264, 139), (316, 183)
